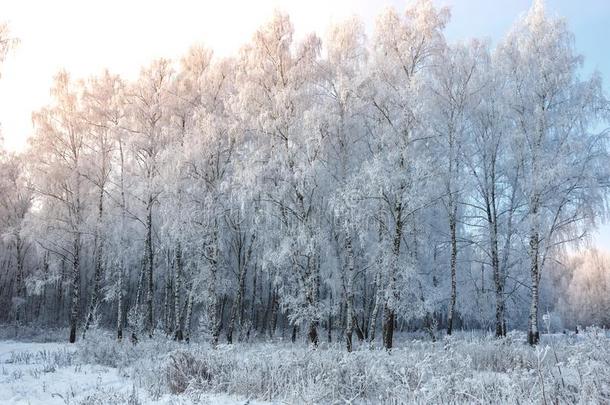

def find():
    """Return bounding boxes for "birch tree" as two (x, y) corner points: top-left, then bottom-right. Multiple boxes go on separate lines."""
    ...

(0, 153), (32, 323)
(179, 48), (235, 345)
(427, 40), (487, 334)
(321, 16), (369, 351)
(124, 59), (174, 338)
(80, 72), (123, 338)
(30, 71), (88, 343)
(366, 0), (449, 349)
(499, 0), (609, 344)
(236, 12), (325, 345)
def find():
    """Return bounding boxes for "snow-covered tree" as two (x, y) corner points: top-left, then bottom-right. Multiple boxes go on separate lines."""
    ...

(0, 0), (607, 350)
(364, 0), (449, 349)
(320, 16), (369, 351)
(498, 0), (609, 344)
(30, 71), (90, 343)
(123, 59), (175, 338)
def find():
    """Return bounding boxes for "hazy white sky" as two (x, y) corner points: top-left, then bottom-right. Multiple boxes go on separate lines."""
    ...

(0, 0), (401, 152)
(0, 0), (609, 247)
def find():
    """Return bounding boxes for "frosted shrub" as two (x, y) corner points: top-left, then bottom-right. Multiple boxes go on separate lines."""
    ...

(78, 334), (128, 368)
(77, 385), (142, 405)
(50, 329), (608, 404)
(148, 332), (610, 404)
(166, 350), (212, 394)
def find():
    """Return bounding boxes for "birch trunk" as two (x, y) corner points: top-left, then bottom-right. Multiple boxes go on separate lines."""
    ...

(208, 223), (221, 345)
(368, 272), (381, 347)
(69, 165), (82, 344)
(306, 253), (320, 346)
(528, 230), (540, 345)
(490, 217), (504, 337)
(447, 210), (458, 335)
(83, 186), (105, 338)
(117, 260), (123, 341)
(344, 233), (355, 352)
(173, 243), (183, 341)
(383, 203), (402, 350)
(163, 265), (172, 335)
(248, 263), (258, 339)
(145, 195), (154, 338)
(14, 233), (24, 324)
(227, 233), (254, 344)
(268, 287), (278, 338)
(69, 231), (81, 343)
(184, 284), (194, 343)
(117, 139), (127, 341)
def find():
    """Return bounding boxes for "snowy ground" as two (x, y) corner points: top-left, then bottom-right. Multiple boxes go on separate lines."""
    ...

(0, 328), (608, 404)
(0, 337), (264, 405)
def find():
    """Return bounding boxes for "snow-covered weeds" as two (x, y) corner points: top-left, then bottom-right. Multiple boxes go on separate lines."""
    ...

(2, 329), (608, 404)
(72, 329), (610, 404)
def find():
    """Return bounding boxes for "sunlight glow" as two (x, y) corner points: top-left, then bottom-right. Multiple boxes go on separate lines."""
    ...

(0, 0), (402, 151)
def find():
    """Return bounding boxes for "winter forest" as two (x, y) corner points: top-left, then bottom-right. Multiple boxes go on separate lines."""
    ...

(0, 0), (609, 403)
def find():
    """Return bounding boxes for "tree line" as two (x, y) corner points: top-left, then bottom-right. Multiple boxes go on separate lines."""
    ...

(0, 0), (608, 349)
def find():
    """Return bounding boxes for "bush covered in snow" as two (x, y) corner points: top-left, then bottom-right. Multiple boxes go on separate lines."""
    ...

(152, 330), (609, 404)
(67, 328), (609, 404)
(2, 329), (608, 404)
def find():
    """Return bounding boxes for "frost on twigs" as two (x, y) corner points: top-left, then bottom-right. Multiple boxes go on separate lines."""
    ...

(165, 350), (212, 394)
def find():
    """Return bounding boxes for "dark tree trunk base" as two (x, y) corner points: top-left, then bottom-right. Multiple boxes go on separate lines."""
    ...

(308, 323), (319, 346)
(383, 308), (395, 350)
(346, 333), (353, 352)
(528, 330), (539, 345)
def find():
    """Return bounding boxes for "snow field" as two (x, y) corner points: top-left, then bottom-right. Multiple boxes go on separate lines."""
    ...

(3, 328), (607, 404)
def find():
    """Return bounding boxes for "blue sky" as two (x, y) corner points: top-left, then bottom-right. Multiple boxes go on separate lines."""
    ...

(434, 0), (610, 249)
(440, 0), (610, 80)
